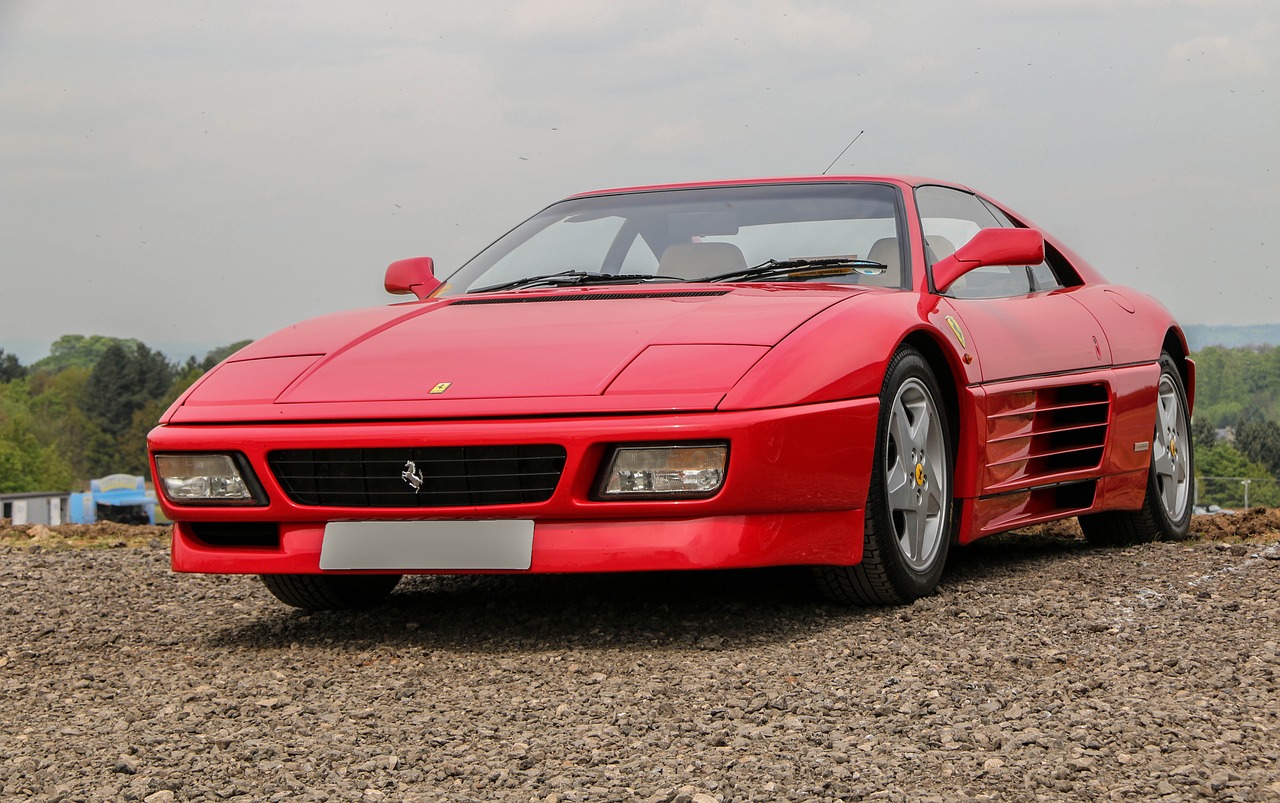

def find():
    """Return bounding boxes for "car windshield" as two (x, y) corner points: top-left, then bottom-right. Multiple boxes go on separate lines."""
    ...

(437, 182), (905, 296)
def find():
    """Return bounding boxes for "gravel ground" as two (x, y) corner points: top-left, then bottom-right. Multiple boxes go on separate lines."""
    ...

(3, 517), (1280, 802)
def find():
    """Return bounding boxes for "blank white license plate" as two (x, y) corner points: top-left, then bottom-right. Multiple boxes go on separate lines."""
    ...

(319, 520), (534, 570)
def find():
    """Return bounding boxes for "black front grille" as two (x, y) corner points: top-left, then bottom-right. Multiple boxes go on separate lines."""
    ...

(268, 445), (567, 508)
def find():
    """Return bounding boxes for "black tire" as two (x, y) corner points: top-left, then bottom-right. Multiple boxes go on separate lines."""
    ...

(260, 573), (402, 611)
(1079, 352), (1194, 546)
(815, 346), (956, 605)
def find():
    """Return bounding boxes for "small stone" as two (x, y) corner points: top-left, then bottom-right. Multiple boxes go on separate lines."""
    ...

(144, 793), (176, 803)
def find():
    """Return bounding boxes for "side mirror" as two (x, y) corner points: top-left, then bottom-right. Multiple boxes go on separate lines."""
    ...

(384, 257), (442, 301)
(931, 228), (1045, 293)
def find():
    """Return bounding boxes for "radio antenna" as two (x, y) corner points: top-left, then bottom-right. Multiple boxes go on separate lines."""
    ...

(821, 130), (864, 175)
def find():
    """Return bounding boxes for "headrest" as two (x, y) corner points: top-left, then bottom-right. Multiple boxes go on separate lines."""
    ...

(657, 242), (748, 280)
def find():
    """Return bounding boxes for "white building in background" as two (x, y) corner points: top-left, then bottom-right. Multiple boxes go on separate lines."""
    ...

(0, 491), (68, 525)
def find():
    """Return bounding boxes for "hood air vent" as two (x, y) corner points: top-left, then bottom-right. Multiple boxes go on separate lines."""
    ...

(452, 290), (729, 306)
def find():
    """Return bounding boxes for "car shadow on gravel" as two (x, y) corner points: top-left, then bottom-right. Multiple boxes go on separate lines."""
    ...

(943, 529), (1096, 584)
(206, 530), (1097, 654)
(208, 566), (866, 653)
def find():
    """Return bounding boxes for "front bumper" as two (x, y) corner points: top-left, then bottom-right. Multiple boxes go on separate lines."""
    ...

(150, 398), (879, 574)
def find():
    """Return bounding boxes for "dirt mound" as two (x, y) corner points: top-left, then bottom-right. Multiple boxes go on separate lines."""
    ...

(1191, 507), (1280, 542)
(0, 520), (169, 550)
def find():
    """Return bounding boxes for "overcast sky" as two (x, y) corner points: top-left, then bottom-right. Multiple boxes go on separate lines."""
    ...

(1, 0), (1276, 363)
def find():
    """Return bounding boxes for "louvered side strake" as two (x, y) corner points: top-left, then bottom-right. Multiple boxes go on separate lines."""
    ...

(982, 383), (1111, 495)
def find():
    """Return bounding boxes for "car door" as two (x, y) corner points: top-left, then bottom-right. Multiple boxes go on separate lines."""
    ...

(915, 185), (1112, 383)
(918, 186), (1120, 519)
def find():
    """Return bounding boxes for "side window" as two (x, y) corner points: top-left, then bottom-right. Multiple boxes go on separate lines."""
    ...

(916, 186), (1031, 298)
(916, 185), (1001, 260)
(978, 197), (1071, 291)
(1030, 263), (1061, 291)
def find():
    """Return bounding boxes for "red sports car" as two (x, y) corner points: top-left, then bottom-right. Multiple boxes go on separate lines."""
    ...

(148, 176), (1194, 610)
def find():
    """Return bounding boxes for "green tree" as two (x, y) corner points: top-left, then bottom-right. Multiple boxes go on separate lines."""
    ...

(1196, 442), (1280, 508)
(1191, 344), (1280, 428)
(30, 334), (145, 374)
(0, 349), (25, 382)
(80, 343), (176, 474)
(1191, 415), (1217, 452)
(1235, 418), (1280, 478)
(0, 336), (250, 484)
(0, 382), (75, 492)
(24, 367), (102, 481)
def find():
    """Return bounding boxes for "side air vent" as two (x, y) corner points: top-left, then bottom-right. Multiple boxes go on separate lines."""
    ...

(983, 383), (1111, 493)
(452, 290), (729, 305)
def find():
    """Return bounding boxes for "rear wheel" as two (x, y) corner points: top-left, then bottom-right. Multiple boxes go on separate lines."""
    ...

(1079, 352), (1193, 546)
(816, 346), (955, 605)
(260, 573), (402, 611)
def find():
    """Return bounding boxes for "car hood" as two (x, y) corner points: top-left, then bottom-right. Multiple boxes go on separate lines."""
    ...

(169, 285), (866, 423)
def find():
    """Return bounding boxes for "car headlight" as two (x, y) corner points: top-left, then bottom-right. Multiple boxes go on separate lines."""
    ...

(153, 453), (266, 505)
(598, 444), (728, 499)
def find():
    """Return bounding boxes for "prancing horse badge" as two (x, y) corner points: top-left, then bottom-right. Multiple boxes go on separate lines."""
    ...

(401, 460), (425, 493)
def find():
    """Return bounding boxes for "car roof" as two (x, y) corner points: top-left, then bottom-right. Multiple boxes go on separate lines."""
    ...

(567, 175), (975, 200)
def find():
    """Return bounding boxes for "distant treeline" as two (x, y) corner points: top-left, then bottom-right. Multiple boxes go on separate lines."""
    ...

(2, 336), (1280, 507)
(0, 335), (248, 493)
(1190, 344), (1280, 507)
(1184, 324), (1280, 351)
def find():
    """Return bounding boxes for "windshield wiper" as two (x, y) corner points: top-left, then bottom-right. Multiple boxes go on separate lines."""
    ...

(699, 257), (887, 283)
(468, 271), (685, 294)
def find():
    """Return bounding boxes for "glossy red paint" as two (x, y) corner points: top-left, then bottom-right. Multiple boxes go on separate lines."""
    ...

(148, 174), (1191, 593)
(931, 228), (1046, 293)
(384, 256), (441, 300)
(171, 511), (864, 575)
(941, 288), (1112, 382)
(155, 398), (879, 573)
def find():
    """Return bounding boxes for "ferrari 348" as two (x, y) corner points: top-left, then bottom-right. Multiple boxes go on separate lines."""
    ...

(148, 176), (1194, 610)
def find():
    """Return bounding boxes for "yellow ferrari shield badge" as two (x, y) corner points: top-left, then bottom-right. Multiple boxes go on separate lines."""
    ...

(944, 316), (966, 349)
(429, 382), (452, 395)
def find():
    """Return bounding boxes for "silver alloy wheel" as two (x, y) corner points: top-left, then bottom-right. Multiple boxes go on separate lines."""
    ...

(1153, 373), (1191, 521)
(884, 377), (948, 572)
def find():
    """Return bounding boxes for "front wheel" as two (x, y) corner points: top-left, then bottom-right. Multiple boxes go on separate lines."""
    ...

(260, 573), (402, 611)
(815, 346), (955, 605)
(1079, 352), (1193, 546)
